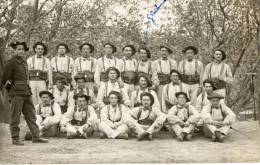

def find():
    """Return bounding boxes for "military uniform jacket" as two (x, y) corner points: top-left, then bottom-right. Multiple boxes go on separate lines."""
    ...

(2, 55), (32, 96)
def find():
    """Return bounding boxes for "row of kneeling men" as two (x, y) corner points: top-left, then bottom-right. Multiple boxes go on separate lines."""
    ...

(25, 89), (236, 142)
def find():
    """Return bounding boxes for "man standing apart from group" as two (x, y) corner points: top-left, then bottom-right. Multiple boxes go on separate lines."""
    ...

(2, 42), (48, 145)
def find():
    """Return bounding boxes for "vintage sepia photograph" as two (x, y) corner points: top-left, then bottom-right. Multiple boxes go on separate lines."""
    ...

(0, 0), (260, 163)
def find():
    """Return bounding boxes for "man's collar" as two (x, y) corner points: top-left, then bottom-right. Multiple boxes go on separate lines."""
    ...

(42, 103), (51, 107)
(14, 55), (25, 63)
(161, 57), (168, 61)
(186, 59), (194, 62)
(58, 54), (66, 57)
(105, 55), (114, 59)
(177, 104), (189, 109)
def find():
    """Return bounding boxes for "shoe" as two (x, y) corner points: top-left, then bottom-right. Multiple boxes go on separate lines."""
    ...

(215, 131), (225, 142)
(148, 133), (153, 140)
(24, 132), (32, 141)
(32, 137), (48, 143)
(137, 132), (149, 141)
(99, 132), (106, 139)
(211, 135), (217, 142)
(177, 133), (184, 141)
(185, 133), (192, 141)
(12, 139), (24, 145)
(116, 133), (128, 140)
(81, 133), (88, 139)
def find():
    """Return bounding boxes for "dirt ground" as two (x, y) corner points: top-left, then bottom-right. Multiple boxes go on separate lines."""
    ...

(0, 120), (260, 163)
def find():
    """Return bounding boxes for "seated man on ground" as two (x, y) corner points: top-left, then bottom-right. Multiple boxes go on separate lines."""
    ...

(98, 91), (131, 139)
(60, 94), (99, 139)
(128, 92), (166, 141)
(201, 92), (236, 142)
(166, 92), (200, 141)
(25, 91), (62, 140)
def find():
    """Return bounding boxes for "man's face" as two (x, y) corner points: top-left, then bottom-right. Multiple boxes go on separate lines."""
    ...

(185, 49), (194, 61)
(109, 94), (119, 106)
(204, 83), (213, 94)
(108, 70), (118, 80)
(58, 45), (66, 55)
(105, 45), (113, 55)
(81, 45), (91, 56)
(139, 49), (148, 61)
(160, 47), (169, 58)
(35, 45), (44, 56)
(77, 97), (87, 109)
(210, 98), (220, 107)
(56, 80), (65, 90)
(123, 47), (133, 58)
(41, 94), (51, 105)
(170, 72), (179, 83)
(141, 96), (151, 107)
(139, 77), (148, 88)
(177, 95), (187, 105)
(214, 51), (223, 61)
(15, 45), (25, 56)
(77, 79), (85, 89)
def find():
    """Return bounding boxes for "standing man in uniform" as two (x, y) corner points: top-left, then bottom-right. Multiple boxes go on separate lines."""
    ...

(119, 45), (137, 97)
(94, 42), (121, 88)
(136, 47), (159, 90)
(203, 49), (233, 98)
(27, 42), (52, 105)
(153, 45), (177, 104)
(2, 41), (48, 145)
(178, 46), (204, 106)
(51, 43), (74, 89)
(73, 43), (97, 92)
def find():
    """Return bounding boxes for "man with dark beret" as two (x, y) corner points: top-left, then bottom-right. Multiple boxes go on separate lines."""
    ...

(2, 41), (48, 145)
(94, 42), (122, 89)
(27, 42), (52, 105)
(73, 42), (97, 92)
(203, 49), (233, 99)
(178, 46), (204, 106)
(153, 45), (177, 105)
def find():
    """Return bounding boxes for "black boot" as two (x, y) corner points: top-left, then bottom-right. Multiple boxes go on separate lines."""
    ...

(32, 137), (49, 143)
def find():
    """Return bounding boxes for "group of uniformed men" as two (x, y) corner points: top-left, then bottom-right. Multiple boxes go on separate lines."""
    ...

(2, 41), (236, 145)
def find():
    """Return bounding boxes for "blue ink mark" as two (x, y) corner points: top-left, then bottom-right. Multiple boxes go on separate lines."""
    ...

(146, 0), (167, 25)
(144, 0), (167, 45)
